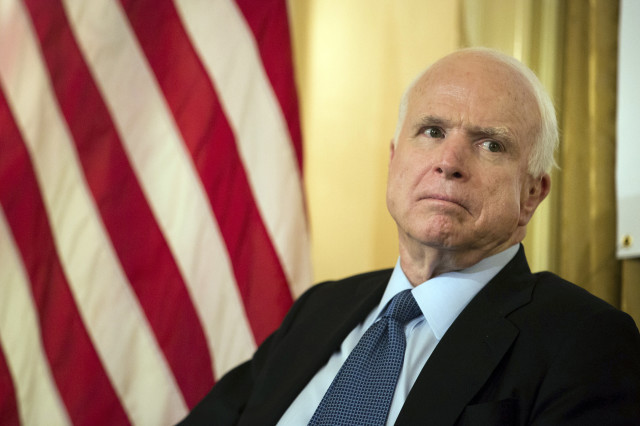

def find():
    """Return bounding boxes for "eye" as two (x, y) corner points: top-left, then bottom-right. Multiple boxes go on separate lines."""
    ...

(480, 140), (503, 153)
(422, 126), (445, 139)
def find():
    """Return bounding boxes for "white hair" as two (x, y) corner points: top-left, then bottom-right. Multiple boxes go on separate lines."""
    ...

(393, 47), (558, 177)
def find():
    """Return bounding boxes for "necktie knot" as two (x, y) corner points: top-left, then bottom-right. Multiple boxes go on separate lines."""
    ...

(382, 289), (421, 325)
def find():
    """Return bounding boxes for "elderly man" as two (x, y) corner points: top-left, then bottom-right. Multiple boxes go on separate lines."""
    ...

(182, 48), (640, 425)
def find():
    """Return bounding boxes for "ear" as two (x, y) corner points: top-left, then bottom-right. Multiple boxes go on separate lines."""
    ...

(389, 139), (396, 163)
(518, 173), (551, 226)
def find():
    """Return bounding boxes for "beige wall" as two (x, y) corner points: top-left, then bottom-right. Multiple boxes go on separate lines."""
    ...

(288, 1), (460, 283)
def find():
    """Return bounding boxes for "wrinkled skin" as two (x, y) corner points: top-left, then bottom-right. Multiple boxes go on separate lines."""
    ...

(386, 51), (550, 284)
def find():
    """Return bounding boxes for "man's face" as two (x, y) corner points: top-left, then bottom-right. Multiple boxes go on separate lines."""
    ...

(386, 53), (548, 259)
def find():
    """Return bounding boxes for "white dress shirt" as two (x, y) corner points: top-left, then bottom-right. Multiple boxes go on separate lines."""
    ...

(277, 245), (519, 425)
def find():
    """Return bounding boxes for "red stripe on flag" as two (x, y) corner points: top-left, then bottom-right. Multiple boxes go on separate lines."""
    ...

(22, 0), (214, 407)
(120, 0), (294, 344)
(0, 89), (131, 425)
(234, 0), (304, 174)
(0, 339), (19, 426)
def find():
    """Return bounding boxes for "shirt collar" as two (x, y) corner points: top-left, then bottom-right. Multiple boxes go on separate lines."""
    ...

(381, 244), (519, 339)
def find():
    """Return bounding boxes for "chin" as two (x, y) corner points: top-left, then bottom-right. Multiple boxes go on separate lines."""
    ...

(416, 218), (462, 241)
(411, 229), (464, 250)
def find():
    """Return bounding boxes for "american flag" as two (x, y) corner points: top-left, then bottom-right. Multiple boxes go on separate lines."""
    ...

(0, 0), (311, 424)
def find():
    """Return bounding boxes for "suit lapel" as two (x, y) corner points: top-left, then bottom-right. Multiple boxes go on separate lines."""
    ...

(241, 270), (391, 425)
(396, 247), (535, 426)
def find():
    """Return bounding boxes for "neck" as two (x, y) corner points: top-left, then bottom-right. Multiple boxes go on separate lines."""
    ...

(397, 234), (523, 286)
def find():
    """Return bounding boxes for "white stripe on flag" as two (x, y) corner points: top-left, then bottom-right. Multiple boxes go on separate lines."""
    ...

(61, 0), (256, 377)
(174, 0), (313, 298)
(0, 208), (71, 426)
(0, 1), (188, 423)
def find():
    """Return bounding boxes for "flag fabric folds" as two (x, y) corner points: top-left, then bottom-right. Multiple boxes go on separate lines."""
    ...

(0, 0), (312, 424)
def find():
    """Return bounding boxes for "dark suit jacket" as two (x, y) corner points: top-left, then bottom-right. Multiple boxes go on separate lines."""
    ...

(182, 247), (640, 425)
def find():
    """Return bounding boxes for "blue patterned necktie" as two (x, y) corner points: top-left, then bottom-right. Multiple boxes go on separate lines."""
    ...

(309, 289), (422, 426)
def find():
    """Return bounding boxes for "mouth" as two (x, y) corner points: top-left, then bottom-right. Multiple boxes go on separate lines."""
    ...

(420, 194), (470, 214)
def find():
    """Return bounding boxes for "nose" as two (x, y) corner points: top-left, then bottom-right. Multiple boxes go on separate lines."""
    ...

(432, 138), (468, 180)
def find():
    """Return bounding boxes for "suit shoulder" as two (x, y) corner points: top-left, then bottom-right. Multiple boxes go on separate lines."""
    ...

(514, 271), (639, 347)
(280, 268), (393, 331)
(531, 271), (619, 314)
(295, 268), (393, 303)
(310, 268), (394, 292)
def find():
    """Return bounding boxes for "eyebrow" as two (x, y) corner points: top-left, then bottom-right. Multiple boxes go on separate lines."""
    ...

(468, 125), (514, 144)
(413, 115), (516, 145)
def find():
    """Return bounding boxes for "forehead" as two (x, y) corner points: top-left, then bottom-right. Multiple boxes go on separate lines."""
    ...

(406, 53), (539, 142)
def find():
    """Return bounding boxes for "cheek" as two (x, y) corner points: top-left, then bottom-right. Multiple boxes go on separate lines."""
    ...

(479, 177), (522, 220)
(388, 154), (413, 194)
(392, 150), (431, 188)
